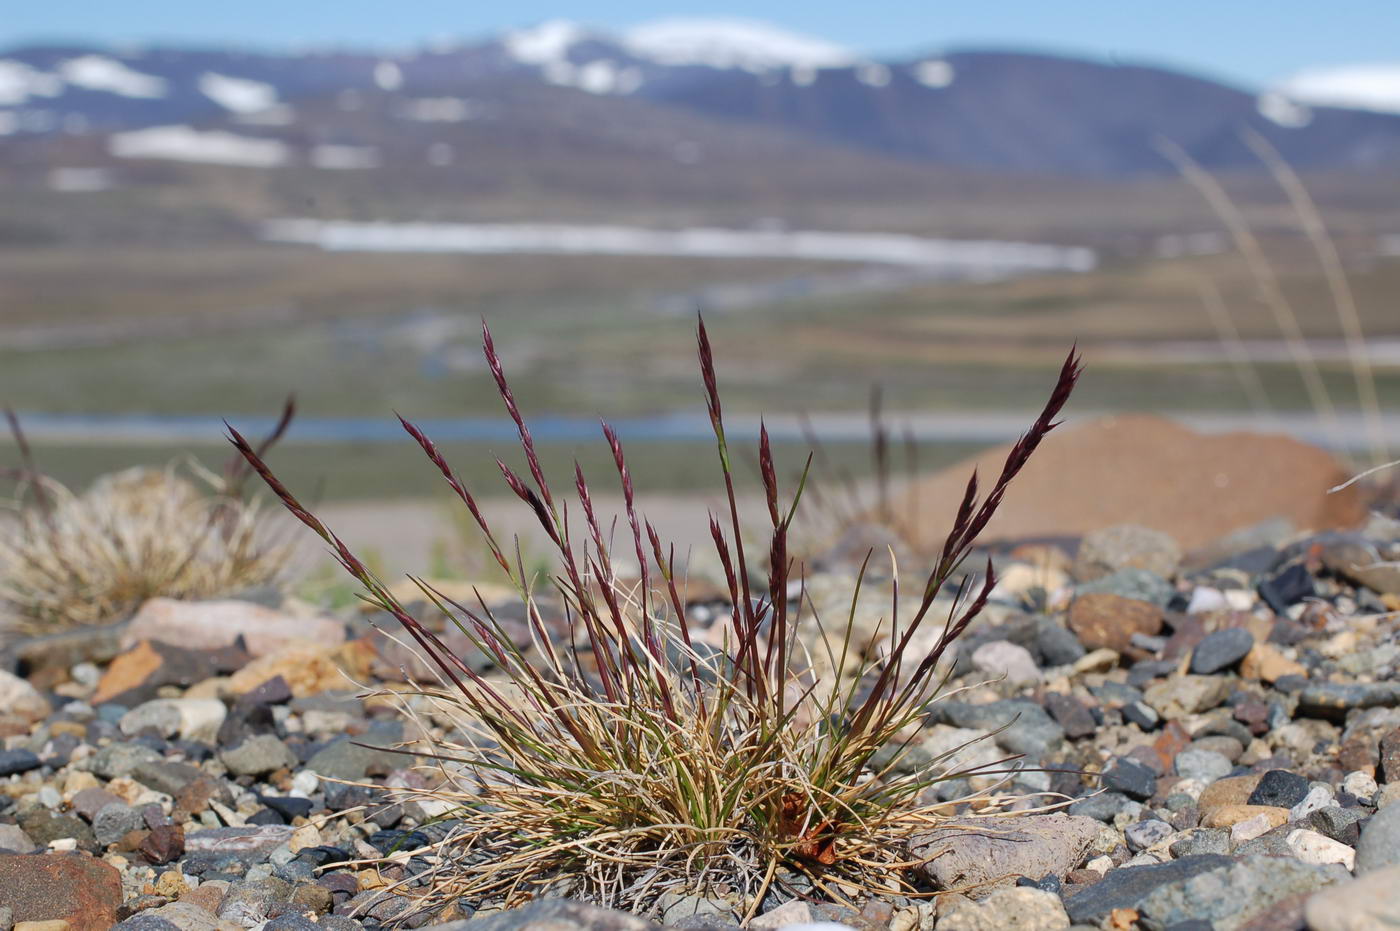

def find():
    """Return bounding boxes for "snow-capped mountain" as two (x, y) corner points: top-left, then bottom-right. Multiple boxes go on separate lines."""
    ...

(1274, 63), (1400, 116)
(4, 19), (1400, 177)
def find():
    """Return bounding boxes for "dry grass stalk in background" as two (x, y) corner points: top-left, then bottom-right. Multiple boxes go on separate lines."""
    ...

(1153, 135), (1343, 448)
(0, 403), (296, 635)
(1239, 127), (1389, 466)
(231, 319), (1081, 922)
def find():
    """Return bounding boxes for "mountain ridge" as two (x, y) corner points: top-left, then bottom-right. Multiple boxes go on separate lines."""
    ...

(4, 20), (1400, 177)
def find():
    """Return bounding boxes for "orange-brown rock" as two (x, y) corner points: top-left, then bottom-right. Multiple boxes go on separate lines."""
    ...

(1240, 643), (1307, 683)
(1200, 804), (1289, 829)
(890, 414), (1365, 551)
(1197, 773), (1266, 810)
(1067, 593), (1163, 653)
(226, 637), (375, 698)
(0, 854), (123, 931)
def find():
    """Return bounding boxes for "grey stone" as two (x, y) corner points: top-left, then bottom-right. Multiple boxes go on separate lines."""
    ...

(93, 802), (147, 847)
(186, 825), (294, 865)
(305, 734), (404, 782)
(1069, 792), (1130, 822)
(936, 887), (1070, 931)
(89, 741), (162, 779)
(1062, 856), (1232, 925)
(912, 814), (1099, 893)
(132, 900), (232, 931)
(1073, 568), (1175, 607)
(440, 897), (665, 929)
(220, 734), (298, 777)
(1309, 806), (1366, 846)
(1137, 855), (1347, 930)
(1168, 828), (1229, 858)
(1304, 864), (1400, 931)
(1073, 526), (1181, 584)
(111, 918), (181, 931)
(927, 700), (1065, 755)
(216, 877), (293, 925)
(657, 892), (735, 925)
(0, 824), (35, 853)
(1356, 801), (1400, 874)
(1188, 628), (1254, 674)
(131, 759), (212, 797)
(1247, 769), (1310, 809)
(1173, 749), (1232, 783)
(1101, 759), (1156, 801)
(1035, 619), (1086, 667)
(1124, 819), (1174, 852)
(0, 750), (40, 777)
(1297, 682), (1400, 720)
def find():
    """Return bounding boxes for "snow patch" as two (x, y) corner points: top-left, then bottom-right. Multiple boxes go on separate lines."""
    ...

(856, 63), (891, 87)
(199, 72), (278, 113)
(1275, 63), (1400, 115)
(504, 20), (590, 66)
(109, 125), (288, 167)
(0, 60), (63, 106)
(233, 104), (295, 126)
(623, 18), (856, 72)
(310, 144), (380, 170)
(49, 167), (113, 192)
(541, 60), (642, 95)
(59, 55), (166, 98)
(261, 219), (1098, 276)
(1256, 92), (1312, 128)
(398, 97), (481, 122)
(913, 59), (955, 88)
(374, 61), (403, 91)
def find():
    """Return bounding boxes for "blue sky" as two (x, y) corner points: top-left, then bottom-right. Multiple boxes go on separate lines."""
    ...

(4, 1), (1397, 88)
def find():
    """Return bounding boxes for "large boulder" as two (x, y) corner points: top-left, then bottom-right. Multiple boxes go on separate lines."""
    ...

(889, 414), (1364, 551)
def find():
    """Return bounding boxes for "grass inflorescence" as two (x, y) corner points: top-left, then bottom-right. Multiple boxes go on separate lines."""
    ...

(230, 320), (1080, 921)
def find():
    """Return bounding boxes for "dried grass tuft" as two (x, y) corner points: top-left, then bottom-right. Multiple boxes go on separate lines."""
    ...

(1, 403), (296, 634)
(231, 322), (1080, 921)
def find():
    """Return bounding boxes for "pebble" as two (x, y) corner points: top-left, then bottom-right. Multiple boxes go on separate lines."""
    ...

(1136, 855), (1348, 930)
(971, 641), (1042, 687)
(1174, 749), (1232, 783)
(1188, 628), (1254, 674)
(937, 887), (1070, 931)
(219, 735), (297, 777)
(912, 814), (1100, 891)
(1286, 828), (1355, 869)
(1124, 819), (1173, 852)
(1355, 802), (1400, 874)
(1072, 525), (1181, 582)
(1248, 769), (1312, 809)
(1101, 759), (1156, 801)
(1304, 864), (1400, 931)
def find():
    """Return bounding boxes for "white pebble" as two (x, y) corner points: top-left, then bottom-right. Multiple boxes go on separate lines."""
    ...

(1187, 587), (1228, 613)
(971, 640), (1042, 686)
(1343, 770), (1379, 804)
(1290, 785), (1334, 821)
(1231, 813), (1275, 844)
(1087, 855), (1115, 874)
(291, 770), (320, 797)
(1286, 828), (1355, 870)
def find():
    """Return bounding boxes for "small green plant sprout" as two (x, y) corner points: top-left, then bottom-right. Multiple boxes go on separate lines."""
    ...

(0, 402), (297, 634)
(230, 321), (1080, 922)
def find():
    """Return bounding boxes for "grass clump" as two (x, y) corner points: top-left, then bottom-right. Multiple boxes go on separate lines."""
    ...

(1, 405), (296, 635)
(231, 320), (1080, 921)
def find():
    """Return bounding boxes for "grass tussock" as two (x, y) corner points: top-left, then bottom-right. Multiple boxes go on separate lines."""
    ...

(0, 404), (296, 635)
(231, 320), (1080, 921)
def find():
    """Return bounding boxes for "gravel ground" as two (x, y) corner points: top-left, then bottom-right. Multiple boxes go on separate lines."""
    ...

(1, 510), (1399, 931)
